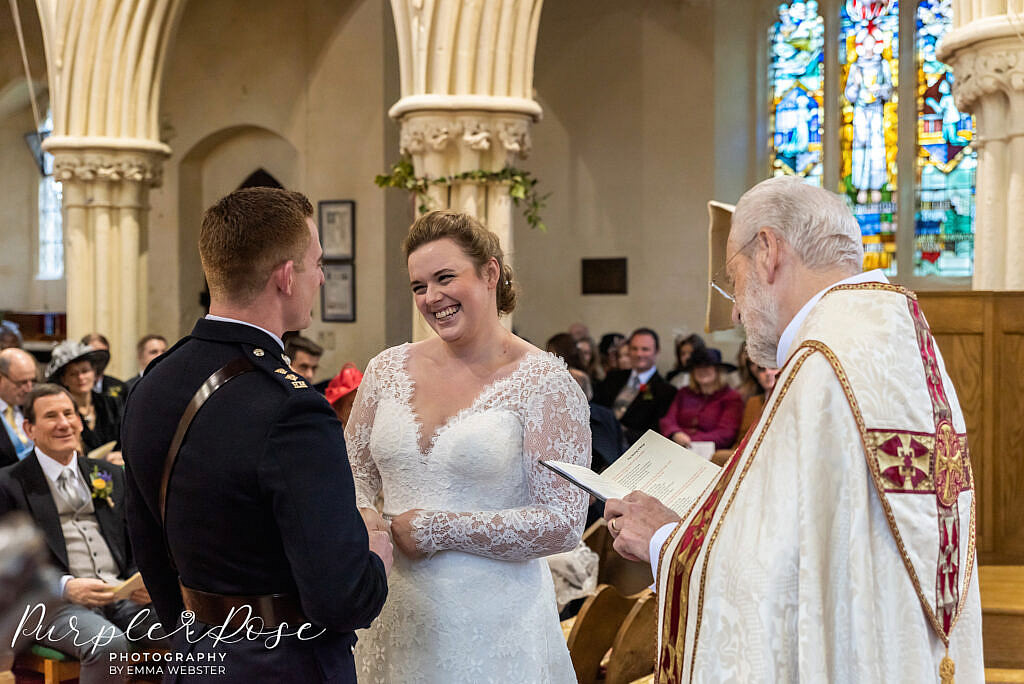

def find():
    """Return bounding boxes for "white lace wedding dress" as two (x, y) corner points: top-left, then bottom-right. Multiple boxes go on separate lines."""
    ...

(344, 343), (591, 684)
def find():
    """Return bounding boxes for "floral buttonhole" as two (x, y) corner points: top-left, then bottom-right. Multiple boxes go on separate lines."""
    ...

(90, 466), (115, 507)
(638, 383), (653, 401)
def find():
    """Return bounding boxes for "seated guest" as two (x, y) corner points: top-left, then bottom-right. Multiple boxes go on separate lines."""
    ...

(0, 320), (23, 349)
(80, 333), (125, 401)
(546, 333), (593, 399)
(46, 341), (122, 461)
(548, 333), (625, 469)
(575, 336), (601, 382)
(736, 345), (776, 401)
(324, 362), (363, 428)
(712, 355), (779, 464)
(0, 384), (164, 682)
(283, 333), (323, 386)
(0, 348), (37, 466)
(123, 334), (168, 395)
(666, 333), (706, 389)
(598, 332), (625, 377)
(594, 327), (676, 445)
(659, 347), (743, 450)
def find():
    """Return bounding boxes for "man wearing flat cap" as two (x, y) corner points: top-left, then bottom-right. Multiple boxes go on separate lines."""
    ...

(121, 187), (391, 683)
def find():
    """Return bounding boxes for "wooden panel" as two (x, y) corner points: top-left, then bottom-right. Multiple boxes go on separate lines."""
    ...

(918, 292), (1024, 564)
(997, 334), (1024, 556)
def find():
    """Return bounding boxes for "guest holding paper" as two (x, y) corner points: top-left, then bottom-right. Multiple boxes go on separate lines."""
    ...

(346, 210), (589, 683)
(658, 347), (743, 450)
(0, 384), (163, 683)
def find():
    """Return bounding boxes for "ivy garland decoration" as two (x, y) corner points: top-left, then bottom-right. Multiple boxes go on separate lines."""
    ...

(375, 158), (549, 232)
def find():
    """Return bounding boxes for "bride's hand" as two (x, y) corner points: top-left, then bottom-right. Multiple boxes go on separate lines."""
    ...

(390, 509), (426, 560)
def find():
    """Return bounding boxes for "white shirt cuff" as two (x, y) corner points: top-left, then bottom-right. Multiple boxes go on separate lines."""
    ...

(648, 522), (678, 582)
(59, 574), (73, 598)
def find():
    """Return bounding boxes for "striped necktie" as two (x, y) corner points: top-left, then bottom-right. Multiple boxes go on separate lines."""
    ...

(3, 405), (26, 446)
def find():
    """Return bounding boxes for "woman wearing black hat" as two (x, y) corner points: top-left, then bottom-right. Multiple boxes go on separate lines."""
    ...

(658, 347), (744, 450)
(45, 341), (123, 462)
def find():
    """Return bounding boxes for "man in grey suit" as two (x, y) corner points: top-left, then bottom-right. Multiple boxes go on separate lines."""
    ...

(0, 384), (163, 683)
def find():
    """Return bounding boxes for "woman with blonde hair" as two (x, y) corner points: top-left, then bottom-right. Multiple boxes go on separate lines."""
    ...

(345, 210), (589, 682)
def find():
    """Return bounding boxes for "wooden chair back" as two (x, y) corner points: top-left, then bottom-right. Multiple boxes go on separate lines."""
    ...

(605, 589), (657, 684)
(566, 584), (635, 684)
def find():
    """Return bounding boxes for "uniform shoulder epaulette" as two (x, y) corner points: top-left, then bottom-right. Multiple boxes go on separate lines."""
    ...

(242, 344), (311, 391)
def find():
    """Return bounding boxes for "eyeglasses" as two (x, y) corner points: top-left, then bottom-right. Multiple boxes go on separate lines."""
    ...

(0, 372), (35, 389)
(709, 234), (759, 303)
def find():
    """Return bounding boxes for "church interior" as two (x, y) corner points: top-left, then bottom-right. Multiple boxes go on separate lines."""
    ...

(1, 0), (1022, 681)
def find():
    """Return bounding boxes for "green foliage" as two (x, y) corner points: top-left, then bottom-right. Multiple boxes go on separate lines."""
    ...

(375, 158), (549, 231)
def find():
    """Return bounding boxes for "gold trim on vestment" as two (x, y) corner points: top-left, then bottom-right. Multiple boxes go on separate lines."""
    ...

(797, 339), (975, 648)
(826, 282), (918, 300)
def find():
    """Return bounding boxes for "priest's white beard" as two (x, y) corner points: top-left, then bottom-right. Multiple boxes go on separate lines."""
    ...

(739, 272), (781, 369)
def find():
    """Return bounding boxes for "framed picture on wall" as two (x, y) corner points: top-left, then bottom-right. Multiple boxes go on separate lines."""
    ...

(322, 262), (355, 322)
(319, 200), (355, 260)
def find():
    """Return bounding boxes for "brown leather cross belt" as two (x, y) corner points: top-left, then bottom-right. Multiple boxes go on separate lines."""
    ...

(180, 582), (308, 630)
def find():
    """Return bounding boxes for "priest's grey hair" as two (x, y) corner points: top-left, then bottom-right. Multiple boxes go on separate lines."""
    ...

(731, 176), (863, 274)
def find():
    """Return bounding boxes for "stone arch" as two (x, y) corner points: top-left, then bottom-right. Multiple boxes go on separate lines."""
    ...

(175, 124), (299, 331)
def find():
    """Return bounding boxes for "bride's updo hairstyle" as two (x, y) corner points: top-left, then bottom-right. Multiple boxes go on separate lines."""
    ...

(403, 210), (518, 315)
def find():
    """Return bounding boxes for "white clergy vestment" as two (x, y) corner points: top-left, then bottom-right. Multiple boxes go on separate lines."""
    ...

(653, 283), (983, 683)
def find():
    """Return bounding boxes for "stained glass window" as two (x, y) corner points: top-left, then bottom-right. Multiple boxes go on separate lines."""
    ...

(37, 111), (63, 281)
(769, 1), (825, 186)
(915, 0), (974, 277)
(840, 0), (900, 274)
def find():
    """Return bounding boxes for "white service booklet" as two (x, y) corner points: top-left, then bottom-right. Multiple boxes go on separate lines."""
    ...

(542, 430), (721, 516)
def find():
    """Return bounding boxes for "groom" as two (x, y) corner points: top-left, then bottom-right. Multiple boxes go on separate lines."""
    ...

(122, 187), (391, 682)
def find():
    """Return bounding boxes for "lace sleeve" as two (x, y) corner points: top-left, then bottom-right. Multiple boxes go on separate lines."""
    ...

(344, 356), (382, 509)
(412, 364), (591, 561)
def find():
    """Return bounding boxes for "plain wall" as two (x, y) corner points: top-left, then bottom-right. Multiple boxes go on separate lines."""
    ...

(513, 1), (723, 365)
(149, 0), (393, 381)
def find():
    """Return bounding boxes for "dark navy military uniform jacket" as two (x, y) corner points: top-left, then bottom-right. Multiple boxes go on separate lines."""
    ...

(121, 319), (387, 683)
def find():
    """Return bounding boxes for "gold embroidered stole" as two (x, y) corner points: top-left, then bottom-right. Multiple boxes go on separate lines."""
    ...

(802, 284), (976, 681)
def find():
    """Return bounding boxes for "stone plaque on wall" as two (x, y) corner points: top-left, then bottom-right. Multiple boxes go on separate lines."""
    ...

(581, 258), (627, 295)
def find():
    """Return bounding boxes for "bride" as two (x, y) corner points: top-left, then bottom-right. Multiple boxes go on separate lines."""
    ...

(344, 210), (590, 683)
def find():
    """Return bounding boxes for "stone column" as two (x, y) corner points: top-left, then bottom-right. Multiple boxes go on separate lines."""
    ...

(34, 0), (184, 376)
(940, 3), (1024, 289)
(49, 147), (166, 378)
(388, 0), (544, 339)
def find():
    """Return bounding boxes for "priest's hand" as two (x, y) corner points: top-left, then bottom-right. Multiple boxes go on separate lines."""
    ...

(604, 491), (681, 563)
(64, 578), (116, 607)
(390, 509), (427, 561)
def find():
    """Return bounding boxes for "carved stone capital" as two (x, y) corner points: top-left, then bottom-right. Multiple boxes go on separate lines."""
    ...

(941, 40), (1024, 112)
(51, 150), (165, 187)
(398, 113), (532, 162)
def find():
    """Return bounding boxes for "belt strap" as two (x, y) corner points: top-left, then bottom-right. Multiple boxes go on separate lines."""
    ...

(180, 581), (307, 630)
(159, 356), (255, 564)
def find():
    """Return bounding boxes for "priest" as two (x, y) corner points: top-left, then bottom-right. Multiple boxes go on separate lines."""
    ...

(604, 176), (983, 683)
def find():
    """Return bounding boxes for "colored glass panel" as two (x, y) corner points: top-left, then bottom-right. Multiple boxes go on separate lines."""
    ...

(770, 0), (825, 186)
(914, 0), (974, 277)
(840, 0), (900, 275)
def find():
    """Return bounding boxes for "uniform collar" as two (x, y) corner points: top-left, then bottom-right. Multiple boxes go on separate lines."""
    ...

(776, 269), (888, 368)
(195, 316), (285, 350)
